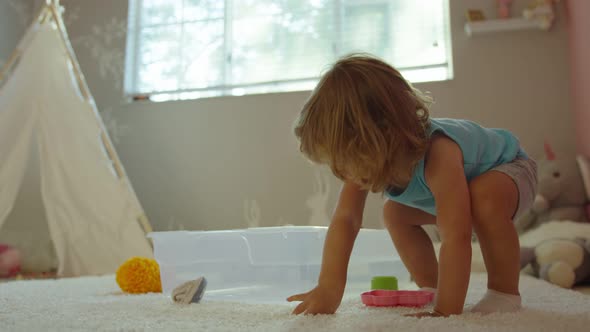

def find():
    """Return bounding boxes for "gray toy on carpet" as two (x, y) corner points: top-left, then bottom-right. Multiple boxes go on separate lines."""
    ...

(171, 277), (207, 304)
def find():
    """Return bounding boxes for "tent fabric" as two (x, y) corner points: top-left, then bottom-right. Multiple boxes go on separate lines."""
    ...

(0, 20), (152, 276)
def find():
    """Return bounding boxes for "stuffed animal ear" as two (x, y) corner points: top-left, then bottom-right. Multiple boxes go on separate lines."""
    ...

(544, 141), (556, 160)
(576, 155), (590, 199)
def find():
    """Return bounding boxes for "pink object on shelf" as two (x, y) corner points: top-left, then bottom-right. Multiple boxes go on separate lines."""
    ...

(497, 0), (513, 19)
(361, 290), (435, 307)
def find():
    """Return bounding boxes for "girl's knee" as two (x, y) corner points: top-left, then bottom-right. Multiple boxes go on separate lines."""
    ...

(469, 187), (499, 223)
(469, 172), (518, 224)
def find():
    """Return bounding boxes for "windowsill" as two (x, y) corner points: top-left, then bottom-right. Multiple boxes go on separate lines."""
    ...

(125, 89), (313, 105)
(126, 75), (454, 104)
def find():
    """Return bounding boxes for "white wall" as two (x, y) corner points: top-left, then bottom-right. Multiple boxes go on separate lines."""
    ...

(0, 1), (32, 62)
(1, 0), (575, 233)
(566, 0), (590, 156)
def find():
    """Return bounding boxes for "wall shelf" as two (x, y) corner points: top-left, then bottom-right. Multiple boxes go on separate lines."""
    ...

(465, 17), (547, 36)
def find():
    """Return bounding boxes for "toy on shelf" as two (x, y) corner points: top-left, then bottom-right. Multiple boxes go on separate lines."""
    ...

(523, 0), (560, 30)
(497, 0), (514, 19)
(466, 9), (486, 22)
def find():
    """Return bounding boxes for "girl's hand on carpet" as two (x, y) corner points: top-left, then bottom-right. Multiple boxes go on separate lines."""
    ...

(287, 285), (342, 315)
(405, 310), (446, 318)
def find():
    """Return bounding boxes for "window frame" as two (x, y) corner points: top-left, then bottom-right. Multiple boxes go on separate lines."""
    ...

(124, 0), (453, 100)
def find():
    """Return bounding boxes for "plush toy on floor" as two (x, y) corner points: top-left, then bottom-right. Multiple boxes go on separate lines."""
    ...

(515, 142), (590, 234)
(0, 244), (21, 278)
(171, 277), (208, 304)
(520, 237), (590, 288)
(116, 257), (162, 294)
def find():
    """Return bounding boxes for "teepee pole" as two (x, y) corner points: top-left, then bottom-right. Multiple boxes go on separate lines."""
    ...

(0, 48), (20, 83)
(47, 3), (123, 179)
(48, 5), (91, 101)
(45, 3), (154, 235)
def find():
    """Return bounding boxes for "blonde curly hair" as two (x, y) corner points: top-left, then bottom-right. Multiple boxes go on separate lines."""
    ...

(294, 54), (432, 192)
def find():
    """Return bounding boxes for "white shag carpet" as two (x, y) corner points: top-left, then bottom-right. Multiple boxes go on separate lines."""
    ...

(1, 273), (590, 332)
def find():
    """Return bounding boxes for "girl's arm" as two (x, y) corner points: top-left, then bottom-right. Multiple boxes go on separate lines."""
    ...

(424, 135), (473, 316)
(288, 181), (368, 315)
(318, 182), (369, 291)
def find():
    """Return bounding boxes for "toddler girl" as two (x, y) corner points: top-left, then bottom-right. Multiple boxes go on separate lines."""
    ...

(287, 54), (537, 317)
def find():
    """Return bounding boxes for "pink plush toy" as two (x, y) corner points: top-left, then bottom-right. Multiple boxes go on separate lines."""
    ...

(0, 244), (21, 278)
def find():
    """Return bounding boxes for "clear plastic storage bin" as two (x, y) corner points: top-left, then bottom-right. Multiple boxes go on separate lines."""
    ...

(149, 226), (409, 303)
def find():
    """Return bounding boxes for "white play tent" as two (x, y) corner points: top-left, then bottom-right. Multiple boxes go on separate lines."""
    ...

(0, 1), (153, 276)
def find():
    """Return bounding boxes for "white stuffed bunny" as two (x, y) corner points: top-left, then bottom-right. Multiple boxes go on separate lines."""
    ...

(520, 237), (590, 288)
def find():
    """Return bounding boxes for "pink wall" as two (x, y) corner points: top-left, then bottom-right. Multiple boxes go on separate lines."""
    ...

(566, 0), (590, 156)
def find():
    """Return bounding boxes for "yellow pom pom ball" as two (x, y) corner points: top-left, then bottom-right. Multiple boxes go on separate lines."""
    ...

(116, 257), (162, 294)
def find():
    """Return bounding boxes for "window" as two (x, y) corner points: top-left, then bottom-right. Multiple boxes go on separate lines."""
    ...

(125, 0), (452, 101)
